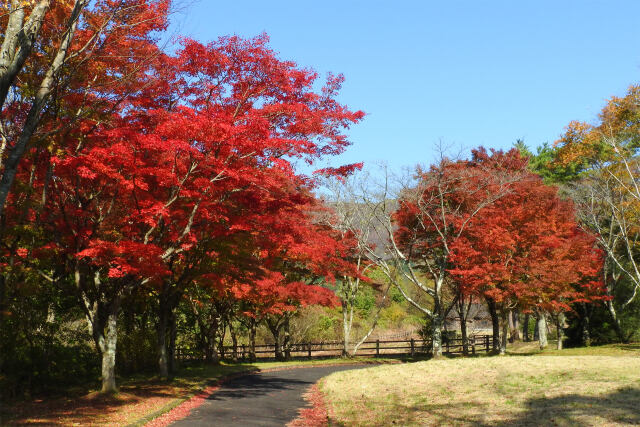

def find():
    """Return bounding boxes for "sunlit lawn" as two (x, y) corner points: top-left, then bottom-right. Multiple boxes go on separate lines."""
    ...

(321, 343), (640, 426)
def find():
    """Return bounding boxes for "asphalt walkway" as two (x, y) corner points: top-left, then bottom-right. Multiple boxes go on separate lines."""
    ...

(170, 364), (368, 426)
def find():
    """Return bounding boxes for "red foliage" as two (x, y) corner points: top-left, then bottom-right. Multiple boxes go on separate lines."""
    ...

(447, 166), (604, 312)
(393, 147), (604, 314)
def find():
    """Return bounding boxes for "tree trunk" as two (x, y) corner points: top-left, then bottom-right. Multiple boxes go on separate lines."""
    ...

(431, 314), (443, 357)
(460, 311), (469, 356)
(168, 311), (177, 375)
(606, 300), (626, 343)
(273, 328), (283, 360)
(538, 312), (548, 350)
(217, 320), (226, 361)
(205, 316), (220, 364)
(556, 312), (564, 350)
(580, 303), (591, 347)
(248, 318), (257, 362)
(523, 313), (530, 342)
(455, 294), (470, 356)
(0, 274), (4, 371)
(486, 298), (500, 352)
(230, 322), (239, 363)
(0, 274), (5, 325)
(499, 308), (508, 355)
(283, 316), (292, 360)
(533, 316), (539, 341)
(266, 316), (286, 361)
(101, 297), (120, 393)
(341, 300), (351, 357)
(157, 296), (169, 378)
(510, 309), (520, 342)
(0, 1), (51, 108)
(0, 0), (88, 217)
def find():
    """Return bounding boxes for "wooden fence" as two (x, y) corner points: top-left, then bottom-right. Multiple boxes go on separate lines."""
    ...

(176, 334), (496, 362)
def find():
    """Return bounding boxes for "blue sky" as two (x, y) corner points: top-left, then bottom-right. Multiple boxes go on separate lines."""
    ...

(170, 1), (640, 173)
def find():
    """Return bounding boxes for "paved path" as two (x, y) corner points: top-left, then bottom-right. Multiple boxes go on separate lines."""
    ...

(170, 364), (368, 427)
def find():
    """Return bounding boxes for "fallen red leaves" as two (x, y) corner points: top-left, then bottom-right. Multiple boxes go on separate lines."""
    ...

(145, 384), (221, 427)
(6, 386), (182, 425)
(288, 384), (329, 427)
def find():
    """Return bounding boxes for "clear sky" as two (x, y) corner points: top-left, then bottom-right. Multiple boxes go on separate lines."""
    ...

(170, 0), (640, 173)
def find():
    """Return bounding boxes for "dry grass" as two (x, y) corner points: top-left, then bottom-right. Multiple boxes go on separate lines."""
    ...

(321, 344), (640, 426)
(1, 357), (389, 426)
(507, 341), (640, 357)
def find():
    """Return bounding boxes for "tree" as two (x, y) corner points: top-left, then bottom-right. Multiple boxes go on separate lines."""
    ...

(17, 33), (363, 391)
(449, 170), (604, 353)
(1, 1), (170, 393)
(0, 1), (170, 217)
(331, 150), (526, 357)
(390, 148), (526, 356)
(553, 84), (640, 343)
(322, 174), (395, 357)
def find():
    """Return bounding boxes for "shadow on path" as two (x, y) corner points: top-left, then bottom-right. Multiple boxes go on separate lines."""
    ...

(205, 374), (311, 401)
(171, 364), (369, 427)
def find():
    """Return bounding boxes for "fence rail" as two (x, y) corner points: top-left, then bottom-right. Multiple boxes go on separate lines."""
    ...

(176, 334), (496, 362)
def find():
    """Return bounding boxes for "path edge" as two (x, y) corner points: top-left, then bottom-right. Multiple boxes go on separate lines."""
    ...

(133, 360), (399, 427)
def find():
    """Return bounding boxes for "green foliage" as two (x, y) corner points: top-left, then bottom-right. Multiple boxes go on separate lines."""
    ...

(116, 327), (156, 375)
(419, 316), (433, 342)
(390, 285), (405, 303)
(379, 303), (407, 328)
(515, 140), (585, 184)
(0, 278), (98, 398)
(354, 284), (376, 315)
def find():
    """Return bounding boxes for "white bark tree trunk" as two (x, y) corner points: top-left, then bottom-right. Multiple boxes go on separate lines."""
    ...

(500, 309), (508, 355)
(342, 300), (352, 357)
(432, 315), (443, 357)
(0, 0), (88, 216)
(538, 312), (548, 350)
(101, 307), (118, 393)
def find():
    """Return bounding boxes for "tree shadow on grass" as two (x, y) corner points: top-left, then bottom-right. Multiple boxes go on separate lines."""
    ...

(495, 386), (640, 426)
(3, 391), (146, 425)
(611, 343), (640, 352)
(331, 387), (640, 427)
(2, 363), (261, 425)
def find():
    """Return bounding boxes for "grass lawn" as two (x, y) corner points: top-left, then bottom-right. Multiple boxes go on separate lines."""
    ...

(2, 357), (389, 426)
(320, 343), (640, 426)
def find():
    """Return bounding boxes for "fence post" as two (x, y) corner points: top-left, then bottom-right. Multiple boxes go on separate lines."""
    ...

(485, 335), (490, 352)
(471, 337), (476, 356)
(410, 338), (415, 357)
(242, 345), (246, 361)
(308, 343), (312, 359)
(376, 340), (380, 357)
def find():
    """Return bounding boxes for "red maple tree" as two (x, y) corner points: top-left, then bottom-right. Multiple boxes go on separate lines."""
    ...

(448, 169), (604, 352)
